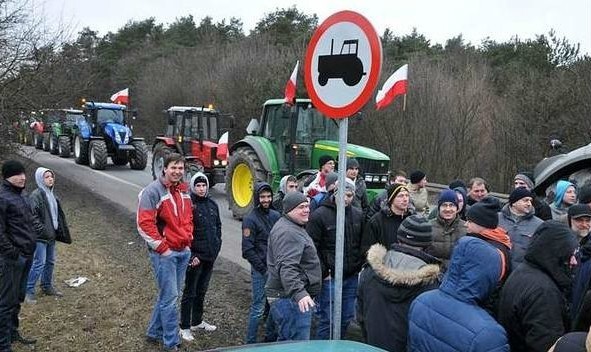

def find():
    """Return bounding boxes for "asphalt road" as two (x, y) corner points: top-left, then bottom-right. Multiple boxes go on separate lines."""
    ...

(19, 146), (250, 270)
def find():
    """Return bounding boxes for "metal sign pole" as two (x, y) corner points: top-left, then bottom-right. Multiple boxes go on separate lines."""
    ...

(332, 117), (348, 339)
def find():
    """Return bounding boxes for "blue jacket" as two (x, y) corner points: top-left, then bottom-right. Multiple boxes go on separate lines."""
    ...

(408, 236), (509, 352)
(242, 182), (280, 274)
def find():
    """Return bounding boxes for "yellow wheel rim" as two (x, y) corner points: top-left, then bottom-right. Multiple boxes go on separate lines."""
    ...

(232, 163), (253, 208)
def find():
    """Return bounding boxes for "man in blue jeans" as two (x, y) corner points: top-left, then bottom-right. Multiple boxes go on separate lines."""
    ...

(0, 160), (38, 351)
(306, 178), (363, 339)
(137, 154), (193, 351)
(266, 192), (321, 341)
(242, 182), (280, 343)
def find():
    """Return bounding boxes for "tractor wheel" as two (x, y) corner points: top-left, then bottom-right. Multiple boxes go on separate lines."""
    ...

(49, 132), (59, 155)
(74, 135), (89, 165)
(112, 151), (129, 166)
(225, 146), (267, 219)
(319, 74), (328, 86)
(34, 133), (43, 149)
(89, 140), (108, 170)
(58, 136), (71, 158)
(42, 132), (50, 151)
(129, 141), (148, 170)
(152, 143), (174, 179)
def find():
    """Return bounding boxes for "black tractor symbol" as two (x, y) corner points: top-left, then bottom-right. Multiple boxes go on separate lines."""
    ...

(318, 39), (366, 86)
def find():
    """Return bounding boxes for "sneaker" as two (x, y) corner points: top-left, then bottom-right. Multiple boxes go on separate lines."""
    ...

(24, 294), (36, 304)
(42, 287), (63, 297)
(179, 328), (194, 342)
(11, 331), (37, 345)
(191, 321), (217, 332)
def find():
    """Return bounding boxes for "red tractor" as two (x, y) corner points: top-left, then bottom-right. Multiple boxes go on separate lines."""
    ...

(151, 105), (232, 186)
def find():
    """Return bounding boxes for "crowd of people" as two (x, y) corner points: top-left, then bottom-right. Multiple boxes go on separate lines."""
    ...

(3, 152), (591, 352)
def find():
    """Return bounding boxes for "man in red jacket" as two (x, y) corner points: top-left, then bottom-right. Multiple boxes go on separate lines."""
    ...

(137, 153), (193, 351)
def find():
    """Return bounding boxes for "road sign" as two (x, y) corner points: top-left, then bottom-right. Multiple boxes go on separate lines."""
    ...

(304, 11), (382, 118)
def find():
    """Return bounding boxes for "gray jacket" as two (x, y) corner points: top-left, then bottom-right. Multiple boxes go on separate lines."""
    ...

(498, 204), (543, 269)
(426, 216), (466, 262)
(265, 215), (321, 302)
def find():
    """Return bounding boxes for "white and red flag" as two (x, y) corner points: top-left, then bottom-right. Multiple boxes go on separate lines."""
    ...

(110, 88), (129, 105)
(375, 64), (408, 110)
(284, 61), (299, 105)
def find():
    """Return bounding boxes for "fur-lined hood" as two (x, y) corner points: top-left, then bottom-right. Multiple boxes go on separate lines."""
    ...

(366, 243), (440, 286)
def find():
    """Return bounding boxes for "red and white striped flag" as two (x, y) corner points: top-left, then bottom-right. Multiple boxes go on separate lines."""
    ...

(284, 61), (299, 105)
(110, 88), (129, 105)
(375, 64), (408, 110)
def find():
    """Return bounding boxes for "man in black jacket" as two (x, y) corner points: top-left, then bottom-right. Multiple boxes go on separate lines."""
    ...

(498, 220), (578, 352)
(306, 178), (363, 339)
(242, 182), (280, 343)
(357, 214), (441, 351)
(0, 160), (37, 350)
(179, 172), (222, 342)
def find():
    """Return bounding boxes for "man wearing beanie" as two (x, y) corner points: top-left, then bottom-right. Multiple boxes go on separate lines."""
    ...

(514, 172), (552, 220)
(309, 171), (338, 213)
(362, 183), (413, 255)
(0, 160), (37, 348)
(303, 155), (335, 198)
(307, 178), (363, 339)
(358, 214), (441, 351)
(242, 182), (280, 343)
(498, 187), (543, 269)
(408, 170), (430, 216)
(567, 204), (591, 243)
(266, 192), (321, 341)
(499, 221), (578, 352)
(426, 189), (466, 263)
(345, 158), (368, 214)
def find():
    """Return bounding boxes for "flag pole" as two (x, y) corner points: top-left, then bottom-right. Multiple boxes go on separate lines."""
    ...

(403, 94), (407, 112)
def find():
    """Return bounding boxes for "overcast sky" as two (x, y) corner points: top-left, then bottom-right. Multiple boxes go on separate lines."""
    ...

(36, 0), (590, 55)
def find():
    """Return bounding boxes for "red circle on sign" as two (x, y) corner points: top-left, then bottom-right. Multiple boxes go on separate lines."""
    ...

(304, 11), (382, 119)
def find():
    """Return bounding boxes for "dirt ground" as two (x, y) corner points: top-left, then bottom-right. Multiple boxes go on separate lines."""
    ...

(14, 160), (253, 352)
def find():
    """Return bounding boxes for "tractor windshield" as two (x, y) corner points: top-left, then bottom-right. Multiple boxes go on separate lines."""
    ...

(189, 111), (218, 141)
(97, 109), (124, 125)
(295, 104), (338, 143)
(66, 113), (82, 123)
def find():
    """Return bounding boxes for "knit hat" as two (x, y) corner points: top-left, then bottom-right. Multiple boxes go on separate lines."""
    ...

(449, 179), (467, 190)
(514, 173), (534, 190)
(282, 191), (308, 214)
(346, 158), (359, 169)
(192, 174), (208, 186)
(397, 215), (433, 248)
(325, 172), (339, 190)
(554, 180), (575, 207)
(578, 184), (591, 204)
(509, 187), (532, 205)
(2, 160), (25, 179)
(318, 155), (335, 168)
(339, 178), (356, 193)
(387, 183), (409, 204)
(409, 170), (426, 184)
(466, 197), (500, 229)
(438, 189), (458, 208)
(568, 204), (591, 220)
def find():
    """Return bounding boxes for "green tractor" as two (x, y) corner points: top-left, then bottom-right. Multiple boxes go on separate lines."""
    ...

(44, 109), (84, 157)
(226, 98), (390, 218)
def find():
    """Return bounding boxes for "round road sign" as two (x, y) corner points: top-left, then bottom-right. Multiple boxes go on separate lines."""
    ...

(304, 11), (382, 119)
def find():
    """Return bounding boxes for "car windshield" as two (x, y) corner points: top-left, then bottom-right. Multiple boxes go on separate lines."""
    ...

(97, 109), (124, 125)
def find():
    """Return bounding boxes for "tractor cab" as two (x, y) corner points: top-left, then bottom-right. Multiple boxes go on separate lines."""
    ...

(165, 105), (221, 157)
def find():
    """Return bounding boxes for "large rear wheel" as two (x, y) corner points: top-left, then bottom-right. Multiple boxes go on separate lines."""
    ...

(58, 136), (71, 158)
(129, 141), (148, 170)
(49, 132), (59, 155)
(225, 146), (267, 219)
(151, 143), (174, 179)
(42, 132), (50, 151)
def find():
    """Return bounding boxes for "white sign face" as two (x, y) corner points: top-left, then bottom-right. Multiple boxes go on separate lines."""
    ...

(308, 23), (372, 107)
(304, 11), (382, 119)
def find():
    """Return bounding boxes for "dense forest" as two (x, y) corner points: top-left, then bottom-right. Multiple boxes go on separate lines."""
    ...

(1, 0), (589, 192)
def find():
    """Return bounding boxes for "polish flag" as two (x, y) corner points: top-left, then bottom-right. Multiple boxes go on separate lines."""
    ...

(216, 131), (229, 161)
(284, 61), (299, 105)
(110, 88), (129, 105)
(375, 64), (408, 110)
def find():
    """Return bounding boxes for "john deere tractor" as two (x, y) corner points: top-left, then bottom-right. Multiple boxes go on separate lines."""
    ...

(226, 98), (390, 218)
(152, 106), (231, 184)
(38, 109), (84, 157)
(72, 101), (148, 170)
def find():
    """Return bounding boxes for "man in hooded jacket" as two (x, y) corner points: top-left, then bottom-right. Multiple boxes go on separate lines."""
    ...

(498, 220), (578, 352)
(179, 172), (222, 342)
(408, 236), (509, 352)
(242, 182), (281, 343)
(26, 167), (71, 303)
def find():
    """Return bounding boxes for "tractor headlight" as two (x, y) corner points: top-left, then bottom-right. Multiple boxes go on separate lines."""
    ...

(114, 132), (122, 143)
(381, 176), (388, 182)
(123, 133), (129, 144)
(214, 160), (220, 166)
(365, 175), (373, 182)
(221, 160), (227, 166)
(373, 176), (380, 182)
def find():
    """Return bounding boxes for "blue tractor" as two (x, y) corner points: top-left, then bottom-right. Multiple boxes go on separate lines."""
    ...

(73, 101), (148, 170)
